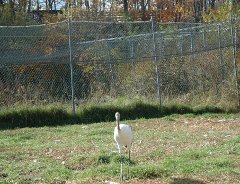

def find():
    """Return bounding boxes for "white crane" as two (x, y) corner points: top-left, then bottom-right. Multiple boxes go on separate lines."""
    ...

(114, 112), (133, 181)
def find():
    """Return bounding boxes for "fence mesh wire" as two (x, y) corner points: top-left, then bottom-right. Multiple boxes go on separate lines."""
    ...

(0, 18), (239, 109)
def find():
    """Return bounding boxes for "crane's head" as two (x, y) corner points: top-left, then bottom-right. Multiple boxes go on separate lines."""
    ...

(115, 112), (120, 122)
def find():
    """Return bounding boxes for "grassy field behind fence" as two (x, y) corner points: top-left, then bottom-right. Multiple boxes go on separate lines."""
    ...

(0, 110), (240, 183)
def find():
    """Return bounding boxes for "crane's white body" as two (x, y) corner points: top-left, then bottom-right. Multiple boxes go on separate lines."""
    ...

(114, 124), (133, 154)
(113, 112), (133, 181)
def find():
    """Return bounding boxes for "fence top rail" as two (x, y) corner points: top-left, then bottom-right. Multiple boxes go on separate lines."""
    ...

(0, 20), (67, 28)
(73, 22), (235, 46)
(72, 20), (151, 24)
(0, 16), (240, 29)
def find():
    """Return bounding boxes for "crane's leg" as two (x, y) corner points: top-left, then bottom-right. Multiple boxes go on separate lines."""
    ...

(120, 152), (123, 182)
(127, 150), (130, 179)
(118, 145), (123, 182)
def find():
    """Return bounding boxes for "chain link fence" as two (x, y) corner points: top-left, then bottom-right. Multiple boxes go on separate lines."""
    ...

(0, 18), (239, 111)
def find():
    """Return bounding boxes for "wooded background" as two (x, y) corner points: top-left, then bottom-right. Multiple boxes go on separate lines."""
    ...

(1, 0), (240, 25)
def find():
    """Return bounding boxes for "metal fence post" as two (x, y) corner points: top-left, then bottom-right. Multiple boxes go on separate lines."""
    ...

(107, 42), (117, 97)
(202, 28), (206, 48)
(190, 27), (197, 91)
(151, 16), (162, 111)
(190, 28), (194, 60)
(230, 17), (240, 108)
(67, 1), (76, 115)
(129, 38), (135, 68)
(179, 34), (183, 61)
(218, 24), (224, 82)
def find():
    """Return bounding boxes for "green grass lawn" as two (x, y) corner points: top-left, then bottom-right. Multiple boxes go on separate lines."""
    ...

(0, 113), (240, 184)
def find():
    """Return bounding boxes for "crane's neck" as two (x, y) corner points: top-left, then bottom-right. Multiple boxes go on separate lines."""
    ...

(116, 120), (120, 131)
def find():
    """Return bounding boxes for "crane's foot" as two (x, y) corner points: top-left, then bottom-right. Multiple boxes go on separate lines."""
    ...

(120, 175), (129, 181)
(119, 175), (123, 182)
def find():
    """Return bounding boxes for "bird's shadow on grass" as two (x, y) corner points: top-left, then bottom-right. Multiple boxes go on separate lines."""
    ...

(170, 178), (206, 184)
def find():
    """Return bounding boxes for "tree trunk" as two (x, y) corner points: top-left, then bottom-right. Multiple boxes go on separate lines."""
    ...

(209, 0), (215, 9)
(85, 0), (90, 10)
(27, 0), (31, 13)
(123, 0), (128, 15)
(140, 0), (146, 20)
